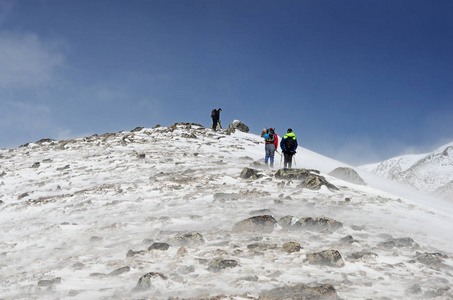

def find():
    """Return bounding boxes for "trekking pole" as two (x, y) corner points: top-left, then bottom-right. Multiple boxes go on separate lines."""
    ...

(293, 153), (297, 168)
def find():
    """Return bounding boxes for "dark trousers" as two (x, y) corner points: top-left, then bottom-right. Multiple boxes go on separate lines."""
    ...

(283, 151), (294, 169)
(212, 118), (219, 131)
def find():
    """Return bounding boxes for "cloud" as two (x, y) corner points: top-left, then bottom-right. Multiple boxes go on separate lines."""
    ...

(0, 31), (65, 88)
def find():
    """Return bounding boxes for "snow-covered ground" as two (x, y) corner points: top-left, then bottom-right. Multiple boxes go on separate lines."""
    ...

(1, 123), (452, 299)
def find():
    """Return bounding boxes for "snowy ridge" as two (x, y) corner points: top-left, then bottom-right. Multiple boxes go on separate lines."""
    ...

(1, 123), (453, 299)
(360, 142), (453, 201)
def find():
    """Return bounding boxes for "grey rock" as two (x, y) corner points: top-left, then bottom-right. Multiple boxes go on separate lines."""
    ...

(38, 277), (61, 287)
(167, 231), (205, 247)
(301, 174), (340, 192)
(282, 242), (302, 253)
(207, 257), (239, 272)
(292, 217), (343, 232)
(233, 215), (277, 233)
(240, 167), (263, 179)
(328, 167), (366, 185)
(306, 250), (345, 268)
(259, 283), (338, 299)
(213, 192), (239, 202)
(415, 252), (446, 266)
(379, 237), (419, 249)
(148, 242), (171, 251)
(228, 120), (249, 133)
(278, 215), (295, 228)
(109, 266), (130, 276)
(275, 168), (314, 180)
(135, 272), (167, 290)
(347, 251), (378, 260)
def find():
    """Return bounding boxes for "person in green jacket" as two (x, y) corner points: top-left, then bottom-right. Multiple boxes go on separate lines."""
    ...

(280, 128), (298, 169)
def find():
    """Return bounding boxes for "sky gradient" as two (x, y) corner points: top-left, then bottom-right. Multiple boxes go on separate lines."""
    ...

(0, 0), (452, 165)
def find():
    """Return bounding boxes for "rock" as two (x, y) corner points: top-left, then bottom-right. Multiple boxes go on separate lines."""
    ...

(247, 243), (278, 251)
(131, 127), (144, 132)
(240, 167), (262, 179)
(378, 237), (419, 249)
(415, 252), (446, 266)
(233, 215), (277, 233)
(135, 272), (168, 290)
(108, 266), (130, 276)
(228, 120), (249, 133)
(148, 242), (170, 251)
(275, 168), (314, 180)
(249, 209), (273, 216)
(328, 167), (366, 185)
(306, 250), (345, 268)
(282, 242), (302, 253)
(292, 217), (343, 232)
(406, 284), (422, 295)
(177, 247), (188, 256)
(259, 283), (338, 299)
(17, 192), (29, 200)
(301, 174), (339, 191)
(278, 215), (295, 228)
(167, 231), (205, 247)
(38, 277), (61, 287)
(213, 192), (239, 202)
(347, 251), (378, 260)
(89, 236), (103, 244)
(32, 162), (40, 168)
(207, 257), (239, 272)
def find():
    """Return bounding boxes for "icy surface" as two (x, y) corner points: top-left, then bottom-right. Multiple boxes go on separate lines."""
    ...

(1, 124), (452, 299)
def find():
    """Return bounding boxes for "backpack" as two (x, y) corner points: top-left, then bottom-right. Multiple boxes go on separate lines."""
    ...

(285, 136), (295, 151)
(211, 109), (216, 118)
(265, 128), (275, 143)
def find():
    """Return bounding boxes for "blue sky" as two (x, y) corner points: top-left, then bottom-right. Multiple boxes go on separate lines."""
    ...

(0, 0), (452, 165)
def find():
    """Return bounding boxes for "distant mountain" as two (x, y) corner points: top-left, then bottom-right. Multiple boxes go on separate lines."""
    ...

(360, 142), (453, 201)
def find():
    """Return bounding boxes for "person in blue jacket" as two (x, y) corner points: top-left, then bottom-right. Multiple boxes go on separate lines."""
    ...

(280, 128), (298, 169)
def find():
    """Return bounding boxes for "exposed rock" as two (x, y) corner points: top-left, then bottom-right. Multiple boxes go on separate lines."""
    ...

(247, 243), (278, 251)
(301, 174), (339, 191)
(278, 215), (295, 228)
(17, 192), (29, 200)
(415, 252), (446, 266)
(240, 167), (263, 179)
(167, 231), (205, 247)
(347, 251), (378, 260)
(32, 162), (40, 168)
(306, 250), (345, 268)
(292, 217), (343, 232)
(378, 237), (419, 249)
(148, 242), (171, 251)
(259, 283), (338, 299)
(135, 272), (168, 290)
(228, 120), (249, 133)
(213, 192), (239, 202)
(328, 167), (366, 185)
(36, 138), (56, 145)
(275, 168), (314, 180)
(108, 266), (130, 276)
(207, 257), (239, 272)
(232, 215), (277, 233)
(177, 246), (188, 256)
(282, 242), (302, 253)
(131, 127), (144, 132)
(38, 277), (61, 287)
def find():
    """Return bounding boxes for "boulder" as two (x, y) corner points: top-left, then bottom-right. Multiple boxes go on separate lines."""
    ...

(301, 174), (339, 192)
(233, 215), (277, 233)
(167, 231), (205, 247)
(135, 272), (167, 290)
(292, 217), (343, 232)
(207, 257), (239, 272)
(259, 283), (338, 299)
(148, 242), (170, 251)
(240, 167), (262, 179)
(275, 168), (314, 180)
(378, 237), (419, 249)
(228, 120), (249, 133)
(306, 250), (345, 268)
(328, 167), (366, 185)
(282, 242), (302, 253)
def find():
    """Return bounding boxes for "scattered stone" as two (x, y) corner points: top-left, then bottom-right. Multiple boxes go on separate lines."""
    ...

(406, 284), (422, 295)
(135, 272), (168, 290)
(415, 252), (446, 266)
(109, 266), (130, 276)
(247, 243), (277, 251)
(228, 120), (249, 133)
(232, 215), (277, 233)
(38, 277), (61, 287)
(259, 283), (338, 299)
(148, 242), (170, 251)
(275, 168), (313, 180)
(282, 242), (302, 253)
(17, 193), (29, 200)
(177, 246), (188, 256)
(57, 165), (70, 171)
(347, 251), (378, 260)
(339, 235), (359, 245)
(278, 215), (295, 228)
(89, 236), (103, 244)
(378, 237), (419, 249)
(240, 275), (259, 282)
(306, 250), (345, 268)
(32, 162), (40, 168)
(137, 153), (146, 159)
(301, 174), (340, 191)
(207, 257), (239, 272)
(240, 167), (262, 179)
(292, 217), (343, 232)
(213, 192), (239, 202)
(167, 231), (205, 247)
(328, 167), (366, 185)
(131, 127), (144, 132)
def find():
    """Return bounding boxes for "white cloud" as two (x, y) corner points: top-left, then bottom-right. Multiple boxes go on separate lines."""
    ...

(0, 31), (65, 88)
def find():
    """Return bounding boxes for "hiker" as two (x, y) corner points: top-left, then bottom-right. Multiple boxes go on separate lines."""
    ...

(211, 108), (222, 131)
(263, 128), (278, 168)
(280, 128), (298, 169)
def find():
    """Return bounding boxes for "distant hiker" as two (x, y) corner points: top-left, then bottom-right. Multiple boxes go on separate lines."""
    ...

(263, 128), (278, 168)
(211, 108), (222, 131)
(280, 128), (298, 169)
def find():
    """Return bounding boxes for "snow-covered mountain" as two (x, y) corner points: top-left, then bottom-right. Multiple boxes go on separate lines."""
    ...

(1, 123), (453, 299)
(360, 142), (453, 202)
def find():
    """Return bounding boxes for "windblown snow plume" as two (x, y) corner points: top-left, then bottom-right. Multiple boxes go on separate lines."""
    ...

(1, 123), (452, 299)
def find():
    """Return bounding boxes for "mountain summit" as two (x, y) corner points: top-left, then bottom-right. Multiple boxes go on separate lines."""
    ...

(1, 123), (452, 299)
(360, 142), (453, 201)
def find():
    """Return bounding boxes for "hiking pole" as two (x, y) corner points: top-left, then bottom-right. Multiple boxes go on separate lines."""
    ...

(293, 153), (297, 168)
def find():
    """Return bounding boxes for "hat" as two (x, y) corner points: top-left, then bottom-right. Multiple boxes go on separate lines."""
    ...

(218, 108), (222, 111)
(287, 128), (292, 133)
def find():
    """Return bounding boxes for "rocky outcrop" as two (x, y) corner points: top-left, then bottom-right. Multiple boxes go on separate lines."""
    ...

(135, 272), (167, 290)
(259, 283), (338, 299)
(207, 257), (239, 272)
(306, 250), (345, 268)
(228, 120), (249, 133)
(275, 169), (339, 191)
(293, 217), (343, 232)
(328, 167), (366, 185)
(240, 167), (263, 179)
(275, 168), (315, 180)
(232, 215), (277, 233)
(300, 174), (339, 191)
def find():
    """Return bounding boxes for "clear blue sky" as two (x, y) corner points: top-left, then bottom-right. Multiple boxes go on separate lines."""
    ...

(1, 0), (452, 165)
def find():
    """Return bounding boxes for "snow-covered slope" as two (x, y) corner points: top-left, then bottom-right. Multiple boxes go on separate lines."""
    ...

(1, 123), (452, 299)
(361, 142), (453, 201)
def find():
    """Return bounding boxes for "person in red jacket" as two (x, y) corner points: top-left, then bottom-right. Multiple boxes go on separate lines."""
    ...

(263, 128), (278, 168)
